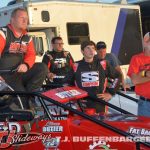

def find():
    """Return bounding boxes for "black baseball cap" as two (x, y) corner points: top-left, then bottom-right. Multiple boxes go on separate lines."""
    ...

(96, 41), (106, 50)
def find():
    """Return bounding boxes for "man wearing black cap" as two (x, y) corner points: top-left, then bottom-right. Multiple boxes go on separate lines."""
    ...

(96, 41), (126, 91)
(73, 41), (121, 113)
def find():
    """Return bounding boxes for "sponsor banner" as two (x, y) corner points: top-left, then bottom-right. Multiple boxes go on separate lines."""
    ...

(55, 136), (150, 143)
(129, 127), (150, 136)
(56, 90), (81, 99)
(0, 122), (52, 149)
(43, 122), (63, 133)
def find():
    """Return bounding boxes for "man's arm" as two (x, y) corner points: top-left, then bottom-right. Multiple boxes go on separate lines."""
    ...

(0, 30), (6, 56)
(18, 39), (36, 73)
(0, 30), (6, 80)
(42, 53), (50, 66)
(107, 53), (126, 90)
(106, 62), (122, 96)
(130, 72), (150, 85)
(23, 39), (36, 68)
(42, 52), (55, 82)
(97, 61), (122, 101)
(128, 55), (150, 86)
(115, 66), (127, 90)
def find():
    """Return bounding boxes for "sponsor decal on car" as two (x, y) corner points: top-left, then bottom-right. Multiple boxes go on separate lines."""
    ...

(55, 90), (81, 98)
(42, 137), (60, 149)
(89, 141), (110, 150)
(43, 122), (63, 132)
(0, 122), (51, 149)
(129, 127), (150, 136)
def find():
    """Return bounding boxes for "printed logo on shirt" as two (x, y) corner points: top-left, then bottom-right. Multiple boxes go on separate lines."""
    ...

(54, 58), (67, 68)
(54, 58), (66, 63)
(81, 71), (99, 87)
(139, 63), (150, 71)
(100, 60), (107, 70)
(9, 41), (27, 53)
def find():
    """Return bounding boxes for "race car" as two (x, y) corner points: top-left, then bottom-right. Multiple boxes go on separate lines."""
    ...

(0, 84), (150, 150)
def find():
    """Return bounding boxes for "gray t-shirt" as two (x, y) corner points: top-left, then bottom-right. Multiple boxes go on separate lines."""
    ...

(105, 53), (121, 68)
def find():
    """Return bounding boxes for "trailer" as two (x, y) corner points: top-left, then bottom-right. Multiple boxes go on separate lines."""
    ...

(0, 0), (143, 79)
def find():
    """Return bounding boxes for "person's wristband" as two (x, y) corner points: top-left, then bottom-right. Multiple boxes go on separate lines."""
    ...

(141, 70), (145, 77)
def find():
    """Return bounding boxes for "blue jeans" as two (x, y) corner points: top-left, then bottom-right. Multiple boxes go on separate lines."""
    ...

(138, 99), (150, 117)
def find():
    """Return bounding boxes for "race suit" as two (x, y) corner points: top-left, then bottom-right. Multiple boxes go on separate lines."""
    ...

(73, 58), (121, 112)
(0, 24), (48, 109)
(42, 50), (74, 86)
(0, 24), (35, 69)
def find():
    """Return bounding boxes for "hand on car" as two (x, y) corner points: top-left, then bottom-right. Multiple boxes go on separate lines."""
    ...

(97, 93), (112, 101)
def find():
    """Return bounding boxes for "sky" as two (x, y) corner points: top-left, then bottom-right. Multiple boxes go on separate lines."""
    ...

(0, 0), (11, 8)
(0, 0), (144, 8)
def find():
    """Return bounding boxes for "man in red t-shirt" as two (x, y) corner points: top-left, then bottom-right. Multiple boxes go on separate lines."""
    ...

(127, 32), (150, 117)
